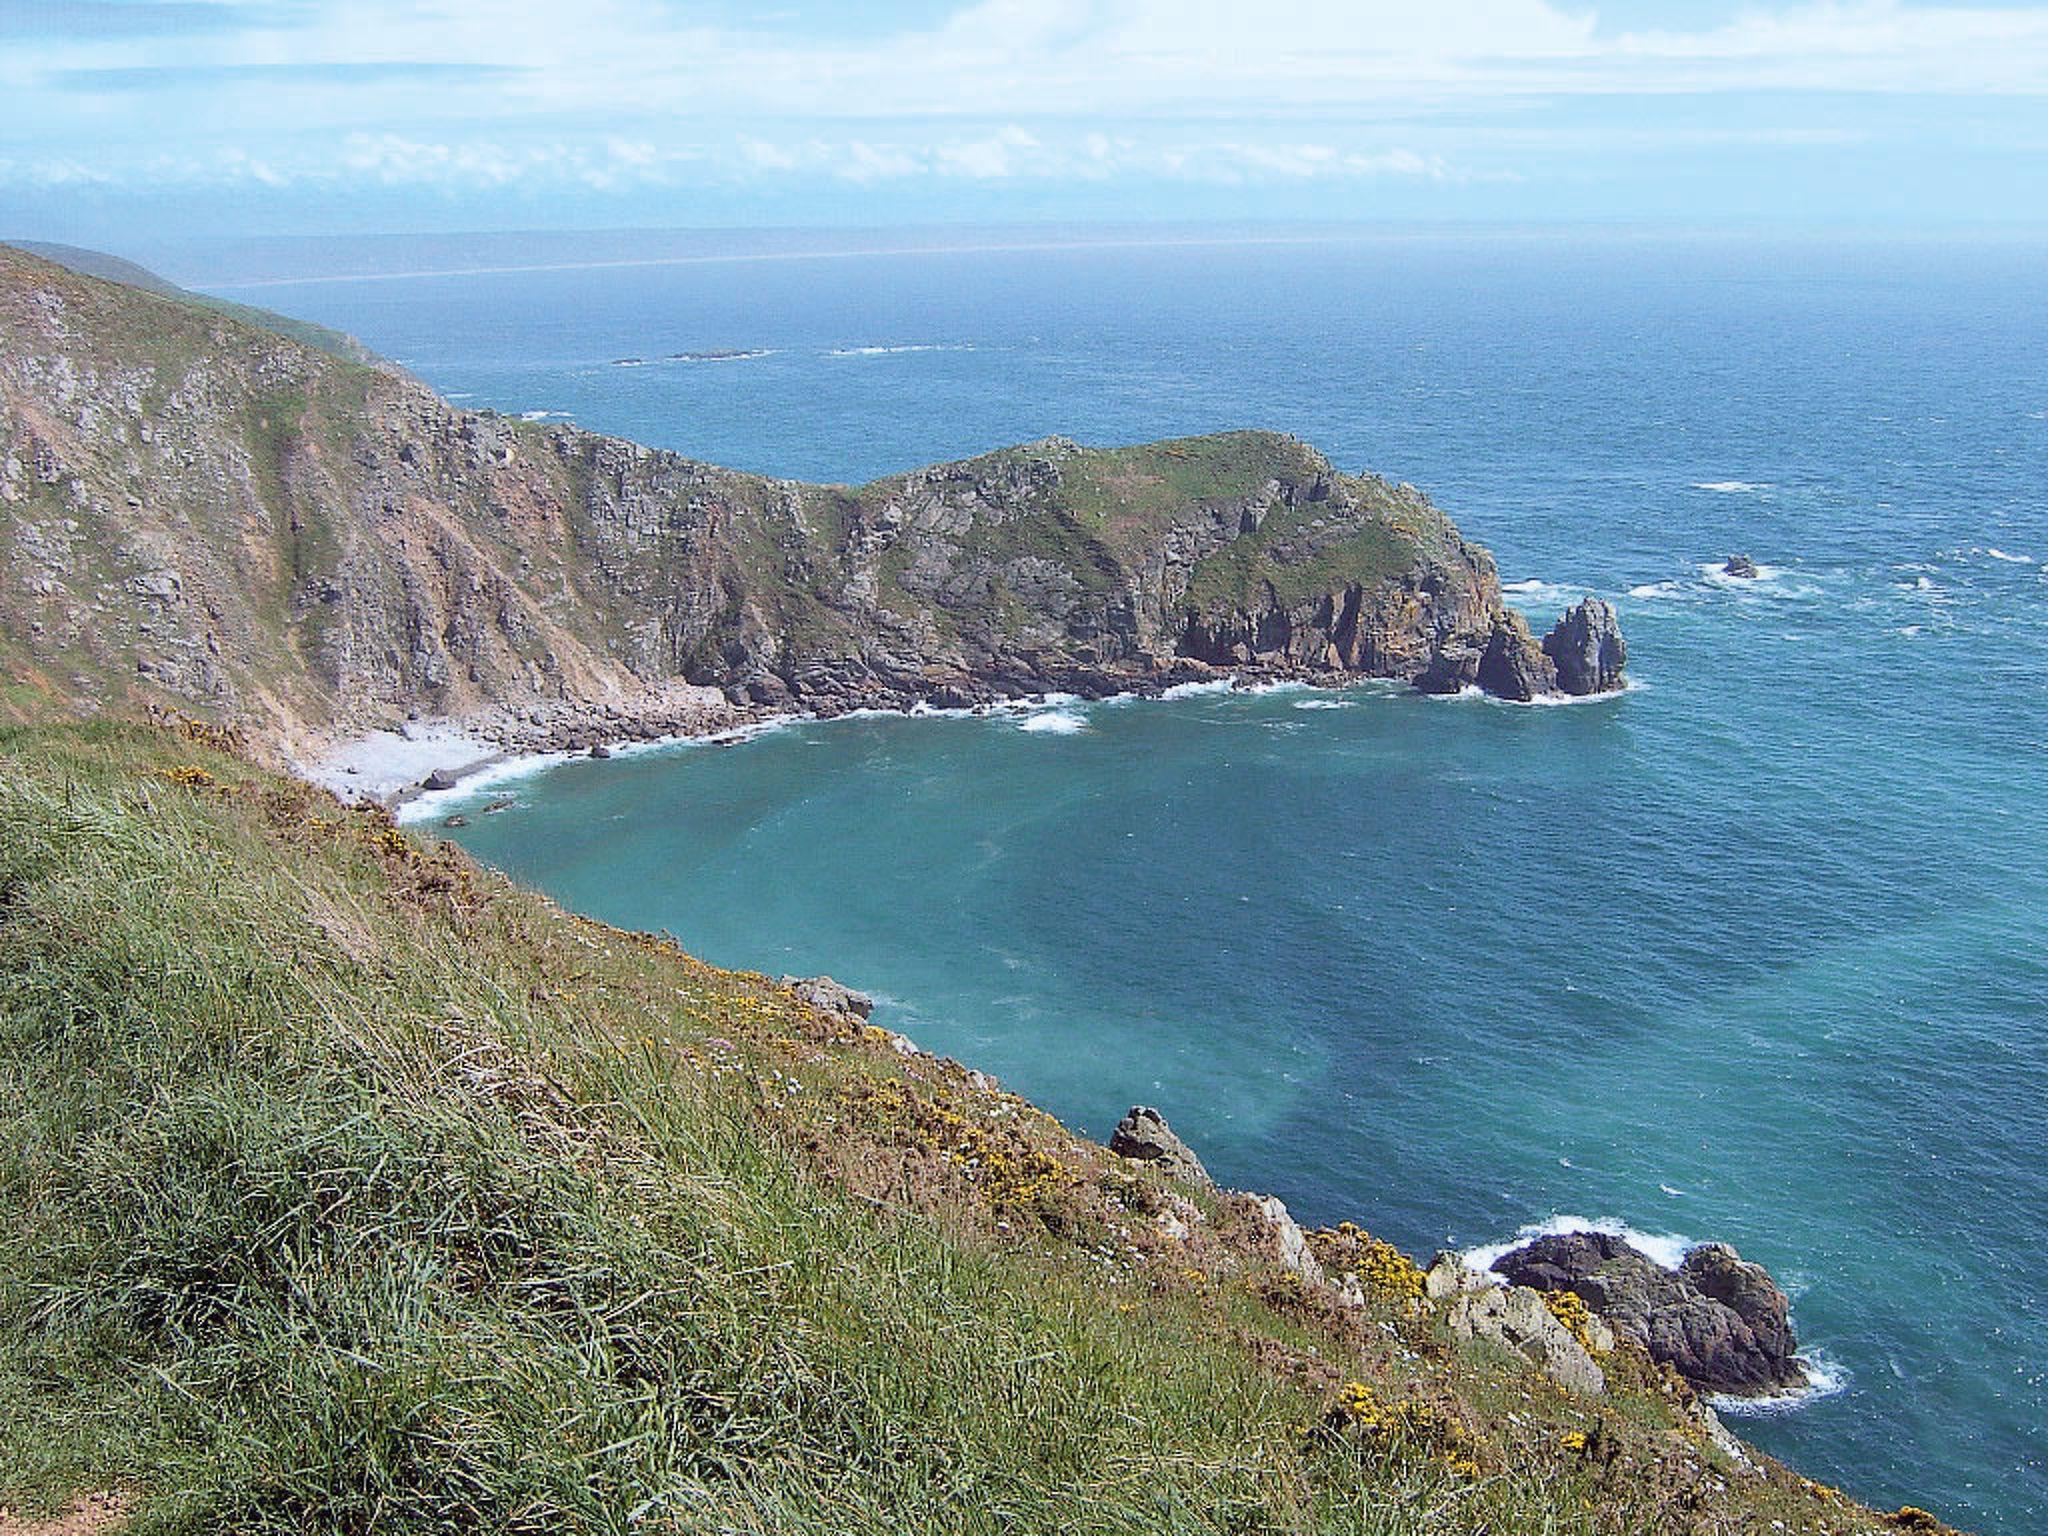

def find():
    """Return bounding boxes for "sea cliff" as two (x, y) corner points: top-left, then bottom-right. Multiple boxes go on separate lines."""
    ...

(0, 243), (1619, 775)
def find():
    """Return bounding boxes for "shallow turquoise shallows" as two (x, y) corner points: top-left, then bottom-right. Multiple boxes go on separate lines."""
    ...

(250, 233), (2048, 1532)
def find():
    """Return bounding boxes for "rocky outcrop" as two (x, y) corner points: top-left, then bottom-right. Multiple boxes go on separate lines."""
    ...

(1722, 554), (1759, 579)
(1475, 610), (1559, 702)
(1425, 1254), (1606, 1396)
(0, 244), (1627, 754)
(781, 975), (874, 1021)
(1244, 1194), (1325, 1285)
(1540, 599), (1628, 696)
(1491, 1231), (1804, 1396)
(1108, 1106), (1212, 1188)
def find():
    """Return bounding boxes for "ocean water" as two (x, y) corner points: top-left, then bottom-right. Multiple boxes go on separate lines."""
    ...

(214, 234), (2048, 1532)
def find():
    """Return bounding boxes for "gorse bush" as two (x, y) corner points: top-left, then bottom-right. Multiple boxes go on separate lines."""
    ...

(0, 725), (1937, 1535)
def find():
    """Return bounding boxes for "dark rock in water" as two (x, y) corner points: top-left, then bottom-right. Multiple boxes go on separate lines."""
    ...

(442, 813), (469, 828)
(1491, 1231), (1804, 1396)
(781, 974), (874, 1020)
(1723, 554), (1760, 579)
(588, 743), (612, 759)
(421, 767), (459, 791)
(1412, 638), (1484, 695)
(1476, 610), (1560, 702)
(1540, 598), (1628, 696)
(1108, 1106), (1212, 1188)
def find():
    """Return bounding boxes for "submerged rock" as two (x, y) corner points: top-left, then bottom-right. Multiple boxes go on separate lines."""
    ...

(1723, 554), (1760, 579)
(1108, 1106), (1211, 1188)
(1491, 1231), (1804, 1396)
(1540, 598), (1628, 695)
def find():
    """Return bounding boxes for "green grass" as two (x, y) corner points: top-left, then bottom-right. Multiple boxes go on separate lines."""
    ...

(0, 724), (1925, 1535)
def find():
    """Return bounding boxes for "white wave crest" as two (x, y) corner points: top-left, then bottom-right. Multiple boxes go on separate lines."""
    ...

(1460, 1214), (1697, 1275)
(1710, 1352), (1851, 1417)
(1627, 581), (1685, 600)
(825, 343), (974, 357)
(1693, 480), (1773, 494)
(1159, 678), (1238, 700)
(1016, 709), (1088, 734)
(1986, 547), (2034, 563)
(1500, 578), (1582, 609)
(1294, 698), (1354, 711)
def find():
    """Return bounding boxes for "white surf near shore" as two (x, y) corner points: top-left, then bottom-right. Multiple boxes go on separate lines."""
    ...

(1459, 1213), (1697, 1274)
(296, 724), (504, 806)
(1709, 1352), (1851, 1417)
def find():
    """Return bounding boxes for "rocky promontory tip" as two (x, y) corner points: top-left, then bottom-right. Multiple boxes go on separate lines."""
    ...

(1491, 1230), (1804, 1396)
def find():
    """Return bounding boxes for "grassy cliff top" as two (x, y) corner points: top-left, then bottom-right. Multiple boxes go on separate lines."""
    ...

(0, 720), (1937, 1535)
(2, 241), (379, 365)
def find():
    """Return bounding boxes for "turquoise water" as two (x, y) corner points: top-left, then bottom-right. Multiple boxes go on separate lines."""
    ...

(227, 234), (2048, 1531)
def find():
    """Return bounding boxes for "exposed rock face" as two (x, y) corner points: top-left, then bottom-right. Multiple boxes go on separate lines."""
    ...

(1475, 610), (1559, 702)
(1723, 554), (1760, 579)
(781, 975), (874, 1021)
(1436, 1264), (1607, 1398)
(0, 244), (1626, 753)
(1541, 598), (1628, 696)
(1244, 1195), (1325, 1285)
(1108, 1106), (1212, 1187)
(1491, 1231), (1804, 1396)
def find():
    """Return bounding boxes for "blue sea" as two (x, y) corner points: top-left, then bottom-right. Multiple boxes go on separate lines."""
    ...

(199, 231), (2048, 1532)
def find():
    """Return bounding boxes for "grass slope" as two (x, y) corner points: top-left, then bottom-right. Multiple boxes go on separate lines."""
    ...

(2, 242), (377, 364)
(0, 723), (1935, 1535)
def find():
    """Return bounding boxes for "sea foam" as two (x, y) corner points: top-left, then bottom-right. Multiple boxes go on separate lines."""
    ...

(1460, 1214), (1697, 1275)
(1016, 709), (1088, 734)
(1710, 1352), (1851, 1417)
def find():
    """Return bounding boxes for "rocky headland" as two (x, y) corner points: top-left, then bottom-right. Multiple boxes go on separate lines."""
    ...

(0, 242), (1626, 789)
(1493, 1230), (1807, 1398)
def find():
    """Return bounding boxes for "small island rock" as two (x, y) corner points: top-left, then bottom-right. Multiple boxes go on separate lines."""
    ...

(1723, 554), (1760, 579)
(1540, 598), (1628, 695)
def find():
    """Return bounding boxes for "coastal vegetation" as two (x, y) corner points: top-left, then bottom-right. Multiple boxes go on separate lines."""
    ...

(0, 720), (1948, 1534)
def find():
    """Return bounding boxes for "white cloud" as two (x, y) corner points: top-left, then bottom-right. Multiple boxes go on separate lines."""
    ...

(3, 0), (2045, 197)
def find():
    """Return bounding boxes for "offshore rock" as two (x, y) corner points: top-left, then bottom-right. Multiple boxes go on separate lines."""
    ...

(1109, 1106), (1212, 1188)
(1475, 610), (1560, 702)
(1491, 1231), (1803, 1396)
(1723, 554), (1760, 579)
(1541, 598), (1628, 695)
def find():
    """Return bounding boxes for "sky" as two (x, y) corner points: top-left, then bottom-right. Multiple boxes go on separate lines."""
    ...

(2, 0), (2046, 242)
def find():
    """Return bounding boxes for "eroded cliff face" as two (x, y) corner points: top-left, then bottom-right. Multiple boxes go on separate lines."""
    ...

(0, 245), (1619, 758)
